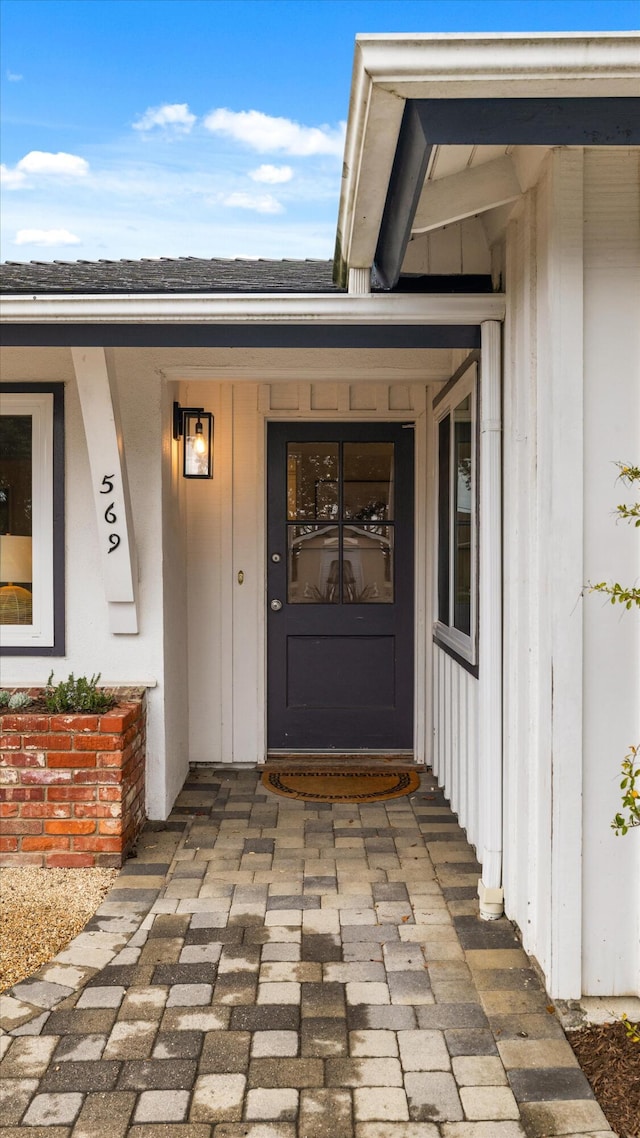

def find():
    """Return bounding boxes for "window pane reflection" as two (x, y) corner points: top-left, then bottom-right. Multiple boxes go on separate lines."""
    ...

(343, 442), (394, 521)
(288, 525), (340, 603)
(287, 443), (339, 520)
(453, 396), (471, 635)
(0, 415), (33, 626)
(343, 525), (393, 604)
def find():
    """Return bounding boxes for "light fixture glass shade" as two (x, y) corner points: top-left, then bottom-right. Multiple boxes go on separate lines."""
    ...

(183, 412), (213, 478)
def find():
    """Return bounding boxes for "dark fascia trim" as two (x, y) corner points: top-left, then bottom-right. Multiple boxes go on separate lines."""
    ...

(0, 323), (481, 350)
(0, 381), (66, 657)
(392, 274), (493, 294)
(374, 96), (640, 291)
(413, 97), (640, 148)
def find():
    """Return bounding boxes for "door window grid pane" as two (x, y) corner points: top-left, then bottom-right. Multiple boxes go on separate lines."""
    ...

(287, 443), (339, 520)
(343, 525), (393, 604)
(286, 442), (395, 604)
(287, 525), (339, 604)
(343, 442), (394, 520)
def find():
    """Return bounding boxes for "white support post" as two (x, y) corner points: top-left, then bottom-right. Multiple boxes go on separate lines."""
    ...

(72, 347), (138, 634)
(478, 319), (504, 919)
(544, 149), (584, 999)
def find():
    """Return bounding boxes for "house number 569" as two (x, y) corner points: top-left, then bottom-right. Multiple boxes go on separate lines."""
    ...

(99, 475), (121, 553)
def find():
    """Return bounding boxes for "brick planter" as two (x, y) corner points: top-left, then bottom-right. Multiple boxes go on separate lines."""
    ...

(0, 693), (146, 868)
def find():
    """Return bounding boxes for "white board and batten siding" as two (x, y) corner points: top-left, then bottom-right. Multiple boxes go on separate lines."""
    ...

(432, 645), (478, 844)
(184, 379), (432, 770)
(431, 326), (503, 900)
(503, 148), (640, 998)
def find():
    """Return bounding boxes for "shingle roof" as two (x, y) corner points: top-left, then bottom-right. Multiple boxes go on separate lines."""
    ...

(0, 256), (344, 295)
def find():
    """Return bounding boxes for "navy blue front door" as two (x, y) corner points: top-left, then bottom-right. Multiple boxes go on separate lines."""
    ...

(267, 422), (414, 751)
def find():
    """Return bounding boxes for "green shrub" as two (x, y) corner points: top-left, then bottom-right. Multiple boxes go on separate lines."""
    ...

(0, 690), (32, 709)
(8, 692), (32, 710)
(45, 672), (116, 714)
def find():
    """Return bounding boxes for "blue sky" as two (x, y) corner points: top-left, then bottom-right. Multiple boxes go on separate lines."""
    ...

(1, 1), (638, 263)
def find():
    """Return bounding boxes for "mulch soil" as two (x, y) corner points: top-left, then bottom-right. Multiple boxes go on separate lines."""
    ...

(568, 1021), (640, 1138)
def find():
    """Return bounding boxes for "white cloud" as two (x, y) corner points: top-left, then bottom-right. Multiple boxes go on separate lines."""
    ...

(249, 164), (293, 185)
(0, 164), (26, 189)
(133, 102), (196, 133)
(203, 108), (345, 157)
(16, 151), (89, 177)
(14, 228), (81, 247)
(222, 191), (284, 215)
(7, 71), (23, 82)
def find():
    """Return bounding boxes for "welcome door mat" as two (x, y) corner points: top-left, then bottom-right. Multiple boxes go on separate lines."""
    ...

(261, 767), (421, 803)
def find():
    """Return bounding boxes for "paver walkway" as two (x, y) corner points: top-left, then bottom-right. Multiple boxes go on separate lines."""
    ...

(1, 767), (612, 1137)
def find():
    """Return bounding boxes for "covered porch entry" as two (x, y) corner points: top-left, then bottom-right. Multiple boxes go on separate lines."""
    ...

(158, 311), (504, 918)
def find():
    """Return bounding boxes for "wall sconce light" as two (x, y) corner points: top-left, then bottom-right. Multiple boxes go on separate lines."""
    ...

(173, 402), (214, 479)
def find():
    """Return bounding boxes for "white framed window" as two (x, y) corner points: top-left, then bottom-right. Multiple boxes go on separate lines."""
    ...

(0, 386), (65, 654)
(433, 360), (478, 669)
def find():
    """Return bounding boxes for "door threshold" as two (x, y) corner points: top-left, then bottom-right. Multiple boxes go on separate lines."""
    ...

(267, 750), (415, 757)
(265, 751), (420, 769)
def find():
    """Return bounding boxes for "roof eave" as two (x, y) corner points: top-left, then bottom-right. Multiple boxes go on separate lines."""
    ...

(0, 290), (506, 326)
(335, 32), (640, 283)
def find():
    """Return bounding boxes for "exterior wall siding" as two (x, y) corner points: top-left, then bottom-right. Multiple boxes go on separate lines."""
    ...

(432, 644), (478, 846)
(503, 149), (640, 997)
(581, 148), (640, 995)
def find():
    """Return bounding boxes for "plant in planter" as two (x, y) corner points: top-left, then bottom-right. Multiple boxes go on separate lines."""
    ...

(0, 674), (146, 868)
(45, 672), (116, 714)
(0, 690), (33, 710)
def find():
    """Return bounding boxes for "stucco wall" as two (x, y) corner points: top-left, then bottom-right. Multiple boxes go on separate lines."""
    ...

(0, 347), (173, 817)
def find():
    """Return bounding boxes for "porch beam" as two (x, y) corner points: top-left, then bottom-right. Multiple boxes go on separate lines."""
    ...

(373, 101), (434, 290)
(412, 97), (640, 148)
(412, 156), (522, 235)
(71, 347), (138, 635)
(3, 323), (485, 350)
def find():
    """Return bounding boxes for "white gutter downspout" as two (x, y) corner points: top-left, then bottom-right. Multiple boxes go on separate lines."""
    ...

(478, 319), (504, 919)
(348, 267), (372, 295)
